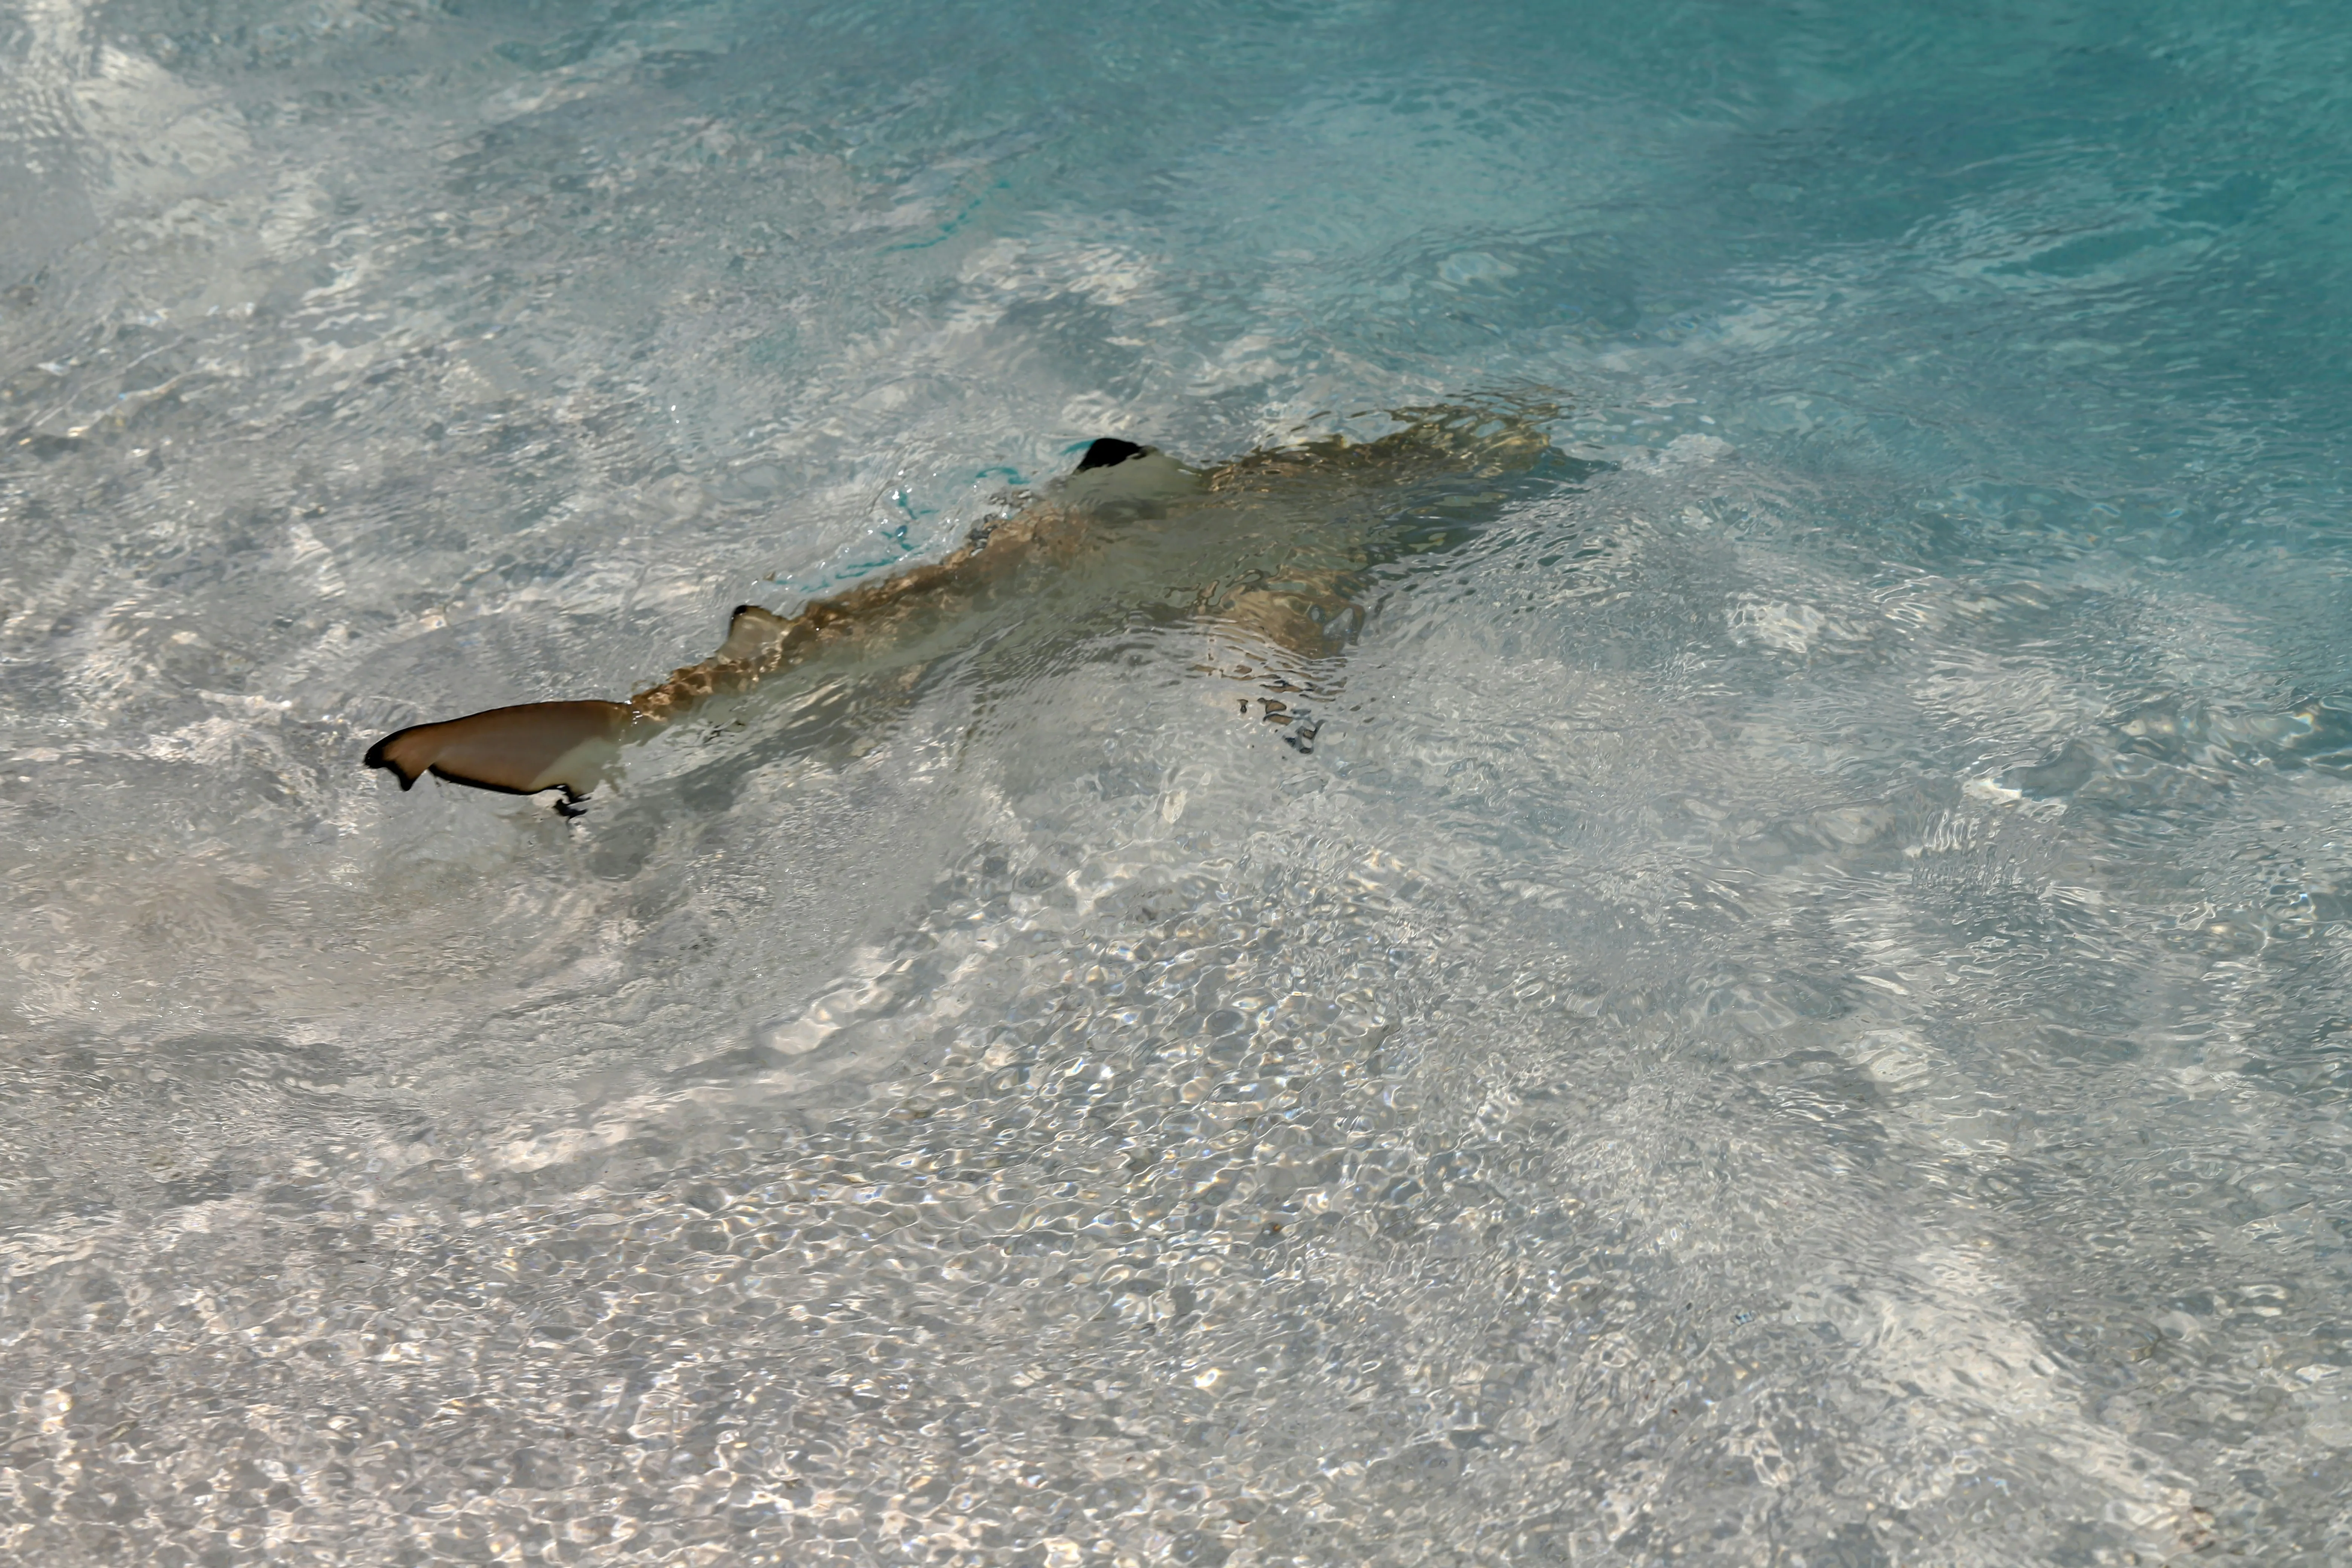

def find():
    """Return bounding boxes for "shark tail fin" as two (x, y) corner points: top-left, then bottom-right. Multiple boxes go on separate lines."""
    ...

(364, 699), (634, 802)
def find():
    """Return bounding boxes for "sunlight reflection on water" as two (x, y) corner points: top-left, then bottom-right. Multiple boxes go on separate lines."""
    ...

(3, 2), (2352, 1563)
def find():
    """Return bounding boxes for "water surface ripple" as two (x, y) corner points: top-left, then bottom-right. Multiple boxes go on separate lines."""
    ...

(3, 2), (2351, 1563)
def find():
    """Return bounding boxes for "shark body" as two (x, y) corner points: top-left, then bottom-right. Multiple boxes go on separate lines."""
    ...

(365, 403), (1589, 812)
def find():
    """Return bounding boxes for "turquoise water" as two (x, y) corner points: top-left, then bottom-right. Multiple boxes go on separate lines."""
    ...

(5, 1), (2352, 1562)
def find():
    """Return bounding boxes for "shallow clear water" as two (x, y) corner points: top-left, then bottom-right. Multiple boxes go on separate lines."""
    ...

(6, 1), (2352, 1562)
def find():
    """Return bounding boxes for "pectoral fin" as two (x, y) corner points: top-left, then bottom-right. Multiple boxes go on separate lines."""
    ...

(364, 699), (633, 802)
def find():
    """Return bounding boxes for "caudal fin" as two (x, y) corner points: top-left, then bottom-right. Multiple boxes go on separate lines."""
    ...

(364, 699), (633, 803)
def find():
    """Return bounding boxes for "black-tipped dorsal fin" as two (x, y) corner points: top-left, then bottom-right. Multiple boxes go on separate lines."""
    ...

(1061, 440), (1200, 511)
(1075, 437), (1150, 472)
(712, 603), (790, 663)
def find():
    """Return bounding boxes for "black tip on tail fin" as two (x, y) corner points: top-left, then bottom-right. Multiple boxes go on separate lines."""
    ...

(363, 731), (421, 789)
(361, 700), (632, 804)
(1075, 437), (1149, 472)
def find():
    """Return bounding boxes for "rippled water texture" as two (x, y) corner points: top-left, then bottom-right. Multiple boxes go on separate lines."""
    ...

(7, 2), (2352, 1562)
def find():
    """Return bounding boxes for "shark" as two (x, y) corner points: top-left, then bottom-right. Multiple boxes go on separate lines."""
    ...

(364, 400), (1594, 813)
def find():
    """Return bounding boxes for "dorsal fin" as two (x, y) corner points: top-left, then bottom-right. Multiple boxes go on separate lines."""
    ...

(1074, 436), (1149, 472)
(712, 603), (790, 663)
(1060, 442), (1200, 511)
